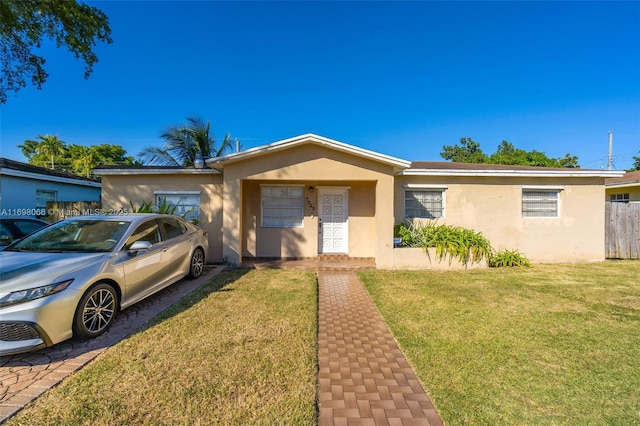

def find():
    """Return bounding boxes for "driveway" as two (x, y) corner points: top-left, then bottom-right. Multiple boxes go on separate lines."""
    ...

(0, 265), (223, 423)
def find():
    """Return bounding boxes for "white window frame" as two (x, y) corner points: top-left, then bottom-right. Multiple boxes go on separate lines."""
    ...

(154, 191), (201, 222)
(403, 184), (447, 219)
(609, 193), (629, 203)
(35, 189), (57, 208)
(522, 186), (563, 218)
(261, 185), (304, 228)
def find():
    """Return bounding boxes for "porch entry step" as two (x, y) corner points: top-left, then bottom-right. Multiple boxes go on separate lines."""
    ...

(241, 256), (376, 271)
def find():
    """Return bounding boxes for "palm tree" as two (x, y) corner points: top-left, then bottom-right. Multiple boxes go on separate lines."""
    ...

(72, 145), (98, 177)
(139, 117), (233, 166)
(37, 134), (66, 169)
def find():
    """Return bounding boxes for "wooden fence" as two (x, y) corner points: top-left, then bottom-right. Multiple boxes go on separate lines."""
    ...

(605, 202), (640, 259)
(45, 201), (102, 223)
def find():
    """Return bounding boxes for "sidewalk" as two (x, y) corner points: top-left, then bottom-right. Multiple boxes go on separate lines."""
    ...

(317, 271), (443, 425)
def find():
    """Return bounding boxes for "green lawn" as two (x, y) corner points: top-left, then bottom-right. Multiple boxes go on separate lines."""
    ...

(359, 261), (640, 425)
(7, 262), (640, 425)
(7, 269), (318, 426)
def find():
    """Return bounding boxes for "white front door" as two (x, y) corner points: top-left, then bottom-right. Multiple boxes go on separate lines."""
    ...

(318, 188), (348, 254)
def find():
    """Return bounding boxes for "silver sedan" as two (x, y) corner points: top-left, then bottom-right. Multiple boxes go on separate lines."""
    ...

(0, 214), (209, 356)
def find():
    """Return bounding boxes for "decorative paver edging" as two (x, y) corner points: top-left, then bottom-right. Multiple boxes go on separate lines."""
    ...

(0, 266), (223, 424)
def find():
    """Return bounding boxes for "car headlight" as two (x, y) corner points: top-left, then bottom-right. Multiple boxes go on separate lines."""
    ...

(0, 279), (74, 308)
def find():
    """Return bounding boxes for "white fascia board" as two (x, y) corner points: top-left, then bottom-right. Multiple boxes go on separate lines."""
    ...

(206, 133), (412, 169)
(399, 169), (625, 178)
(154, 190), (202, 195)
(0, 168), (101, 187)
(404, 183), (448, 189)
(606, 182), (640, 189)
(93, 168), (221, 176)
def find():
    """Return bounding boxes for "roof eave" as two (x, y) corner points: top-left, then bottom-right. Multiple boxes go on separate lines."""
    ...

(206, 133), (411, 170)
(399, 169), (626, 178)
(94, 168), (221, 176)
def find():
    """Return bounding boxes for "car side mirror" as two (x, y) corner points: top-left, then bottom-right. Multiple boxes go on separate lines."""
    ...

(128, 240), (152, 255)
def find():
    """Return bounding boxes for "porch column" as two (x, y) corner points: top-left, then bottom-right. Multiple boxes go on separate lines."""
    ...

(375, 174), (395, 269)
(222, 176), (242, 267)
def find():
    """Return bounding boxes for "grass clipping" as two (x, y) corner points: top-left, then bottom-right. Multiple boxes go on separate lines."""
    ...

(8, 269), (318, 426)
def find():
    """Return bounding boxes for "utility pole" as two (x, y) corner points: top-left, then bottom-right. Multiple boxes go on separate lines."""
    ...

(607, 131), (613, 170)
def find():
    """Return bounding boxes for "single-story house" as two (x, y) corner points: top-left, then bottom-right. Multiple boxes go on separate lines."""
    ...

(95, 134), (624, 268)
(0, 158), (101, 217)
(605, 170), (640, 203)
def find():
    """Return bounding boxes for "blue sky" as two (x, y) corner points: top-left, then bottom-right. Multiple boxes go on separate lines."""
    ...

(1, 1), (639, 170)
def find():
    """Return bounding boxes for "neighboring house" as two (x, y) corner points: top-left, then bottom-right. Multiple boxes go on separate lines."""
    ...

(95, 134), (623, 268)
(605, 170), (640, 203)
(0, 158), (101, 216)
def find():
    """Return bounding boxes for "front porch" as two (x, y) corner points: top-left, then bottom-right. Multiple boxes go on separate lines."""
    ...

(241, 254), (376, 271)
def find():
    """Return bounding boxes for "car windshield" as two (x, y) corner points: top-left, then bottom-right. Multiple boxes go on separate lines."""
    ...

(6, 219), (132, 253)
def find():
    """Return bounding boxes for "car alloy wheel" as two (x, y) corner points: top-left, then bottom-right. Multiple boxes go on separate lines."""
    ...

(189, 248), (204, 279)
(73, 283), (118, 339)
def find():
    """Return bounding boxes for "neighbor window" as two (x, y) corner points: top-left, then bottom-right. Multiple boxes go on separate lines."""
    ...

(261, 186), (304, 227)
(404, 190), (444, 219)
(609, 193), (629, 203)
(154, 191), (200, 222)
(522, 189), (560, 218)
(35, 190), (57, 208)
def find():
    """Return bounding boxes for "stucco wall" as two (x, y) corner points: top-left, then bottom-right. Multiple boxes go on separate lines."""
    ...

(394, 175), (606, 263)
(221, 144), (396, 266)
(100, 173), (224, 262)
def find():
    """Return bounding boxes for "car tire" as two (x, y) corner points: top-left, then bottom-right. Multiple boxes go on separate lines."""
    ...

(73, 283), (118, 339)
(188, 248), (205, 279)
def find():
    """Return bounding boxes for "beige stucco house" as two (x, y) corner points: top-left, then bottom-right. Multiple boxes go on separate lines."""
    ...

(95, 134), (623, 268)
(605, 170), (640, 203)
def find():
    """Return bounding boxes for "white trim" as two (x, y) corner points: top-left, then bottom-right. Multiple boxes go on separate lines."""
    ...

(404, 184), (448, 189)
(315, 186), (351, 190)
(94, 168), (220, 176)
(522, 185), (565, 190)
(522, 188), (561, 219)
(154, 190), (202, 195)
(259, 183), (305, 187)
(400, 169), (623, 178)
(0, 168), (101, 187)
(606, 182), (640, 189)
(206, 133), (412, 170)
(404, 187), (446, 219)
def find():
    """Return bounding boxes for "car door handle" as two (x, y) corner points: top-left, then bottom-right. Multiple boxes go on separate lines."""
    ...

(162, 247), (169, 252)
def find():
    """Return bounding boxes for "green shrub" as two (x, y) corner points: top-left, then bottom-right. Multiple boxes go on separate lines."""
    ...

(394, 221), (492, 266)
(129, 199), (177, 215)
(489, 249), (532, 268)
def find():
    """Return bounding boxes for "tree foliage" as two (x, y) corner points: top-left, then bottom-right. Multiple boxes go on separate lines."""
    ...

(0, 0), (112, 104)
(632, 152), (640, 171)
(440, 137), (489, 163)
(18, 135), (137, 177)
(441, 138), (579, 168)
(139, 116), (233, 166)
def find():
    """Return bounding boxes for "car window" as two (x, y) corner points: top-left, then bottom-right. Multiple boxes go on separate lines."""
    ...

(7, 219), (130, 252)
(160, 218), (184, 240)
(0, 223), (13, 245)
(124, 220), (161, 249)
(14, 219), (47, 235)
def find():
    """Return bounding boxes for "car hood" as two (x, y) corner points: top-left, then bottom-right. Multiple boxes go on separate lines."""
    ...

(0, 251), (108, 293)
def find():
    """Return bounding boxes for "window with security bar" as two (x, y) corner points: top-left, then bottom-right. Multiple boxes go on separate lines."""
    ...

(405, 190), (444, 219)
(522, 190), (559, 218)
(156, 193), (200, 222)
(262, 186), (304, 227)
(609, 193), (629, 203)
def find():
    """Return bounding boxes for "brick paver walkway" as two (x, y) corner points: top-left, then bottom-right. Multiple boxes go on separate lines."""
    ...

(318, 271), (443, 426)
